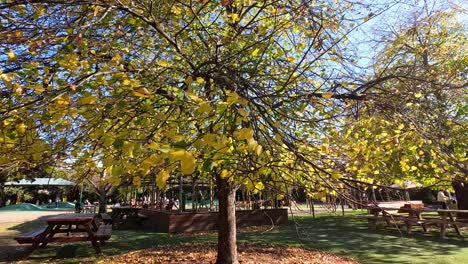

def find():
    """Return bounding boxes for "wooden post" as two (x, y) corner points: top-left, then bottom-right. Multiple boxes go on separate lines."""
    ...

(341, 197), (345, 216)
(310, 198), (315, 219)
(209, 177), (214, 211)
(179, 175), (183, 212)
(150, 175), (155, 206)
(192, 177), (197, 212)
(359, 186), (363, 209)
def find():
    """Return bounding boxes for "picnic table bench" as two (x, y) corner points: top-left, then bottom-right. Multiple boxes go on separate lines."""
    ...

(364, 201), (468, 238)
(14, 227), (49, 247)
(364, 201), (424, 229)
(100, 213), (113, 225)
(14, 213), (112, 254)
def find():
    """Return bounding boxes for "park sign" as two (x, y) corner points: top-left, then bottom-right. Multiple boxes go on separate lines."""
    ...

(4, 178), (76, 187)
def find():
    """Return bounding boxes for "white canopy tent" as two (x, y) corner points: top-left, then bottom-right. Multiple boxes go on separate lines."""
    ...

(4, 178), (76, 186)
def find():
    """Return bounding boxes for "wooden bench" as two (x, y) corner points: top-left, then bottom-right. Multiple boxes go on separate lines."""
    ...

(111, 207), (148, 229)
(14, 227), (48, 248)
(100, 213), (113, 225)
(95, 224), (112, 245)
(364, 201), (424, 230)
(364, 203), (468, 237)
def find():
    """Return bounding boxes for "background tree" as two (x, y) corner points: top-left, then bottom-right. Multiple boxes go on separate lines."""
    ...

(336, 4), (466, 212)
(2, 0), (464, 263)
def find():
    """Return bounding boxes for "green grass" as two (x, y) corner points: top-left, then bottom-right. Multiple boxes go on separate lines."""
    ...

(238, 212), (468, 264)
(2, 211), (468, 263)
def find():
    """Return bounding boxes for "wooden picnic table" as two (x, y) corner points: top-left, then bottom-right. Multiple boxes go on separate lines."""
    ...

(15, 213), (112, 254)
(45, 213), (103, 253)
(399, 208), (468, 237)
(111, 206), (140, 220)
(367, 205), (468, 238)
(82, 205), (98, 213)
(111, 207), (147, 229)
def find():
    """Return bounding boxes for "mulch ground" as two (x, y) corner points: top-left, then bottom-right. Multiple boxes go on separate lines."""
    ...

(99, 243), (359, 264)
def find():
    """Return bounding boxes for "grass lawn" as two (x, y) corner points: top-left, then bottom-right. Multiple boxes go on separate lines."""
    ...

(2, 211), (467, 263)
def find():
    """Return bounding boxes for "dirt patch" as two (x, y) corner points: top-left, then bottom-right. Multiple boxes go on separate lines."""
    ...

(100, 243), (358, 264)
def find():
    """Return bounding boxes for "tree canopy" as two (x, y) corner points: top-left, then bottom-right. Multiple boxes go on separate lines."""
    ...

(1, 1), (466, 263)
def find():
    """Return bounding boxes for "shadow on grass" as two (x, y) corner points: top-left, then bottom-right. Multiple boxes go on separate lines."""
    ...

(4, 212), (468, 264)
(6, 222), (217, 264)
(23, 230), (217, 263)
(238, 213), (468, 264)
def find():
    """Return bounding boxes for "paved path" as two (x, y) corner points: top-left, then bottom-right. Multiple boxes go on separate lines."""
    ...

(0, 211), (70, 223)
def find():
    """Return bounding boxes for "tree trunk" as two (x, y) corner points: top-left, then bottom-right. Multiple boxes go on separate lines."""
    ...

(452, 178), (468, 219)
(371, 186), (377, 202)
(216, 175), (238, 264)
(98, 189), (107, 214)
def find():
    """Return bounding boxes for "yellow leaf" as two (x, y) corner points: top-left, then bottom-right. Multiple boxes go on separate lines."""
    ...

(56, 96), (69, 105)
(397, 124), (405, 130)
(122, 141), (134, 158)
(187, 92), (202, 102)
(180, 154), (196, 175)
(156, 170), (170, 189)
(197, 102), (212, 113)
(331, 172), (342, 179)
(122, 79), (131, 86)
(171, 150), (196, 175)
(170, 150), (186, 159)
(254, 182), (264, 191)
(227, 13), (240, 23)
(322, 92), (334, 99)
(245, 179), (254, 191)
(235, 128), (254, 141)
(133, 176), (142, 187)
(255, 144), (263, 156)
(131, 86), (152, 98)
(157, 60), (170, 67)
(185, 76), (193, 85)
(8, 50), (16, 60)
(414, 93), (422, 98)
(171, 6), (182, 15)
(16, 123), (27, 134)
(1, 73), (14, 82)
(78, 96), (97, 105)
(135, 87), (152, 95)
(226, 91), (240, 105)
(195, 77), (205, 84)
(220, 169), (231, 179)
(203, 133), (217, 147)
(251, 48), (260, 56)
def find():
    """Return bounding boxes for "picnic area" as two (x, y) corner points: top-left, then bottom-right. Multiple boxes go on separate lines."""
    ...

(1, 204), (468, 264)
(1, 0), (467, 263)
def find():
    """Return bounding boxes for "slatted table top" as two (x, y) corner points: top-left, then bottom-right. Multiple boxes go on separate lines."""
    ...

(47, 213), (96, 223)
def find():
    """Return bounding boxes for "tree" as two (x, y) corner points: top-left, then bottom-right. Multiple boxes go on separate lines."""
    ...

(337, 4), (466, 212)
(2, 1), (455, 262)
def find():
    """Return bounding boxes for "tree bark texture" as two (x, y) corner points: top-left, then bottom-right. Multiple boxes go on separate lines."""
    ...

(98, 188), (107, 214)
(452, 178), (468, 219)
(216, 175), (238, 264)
